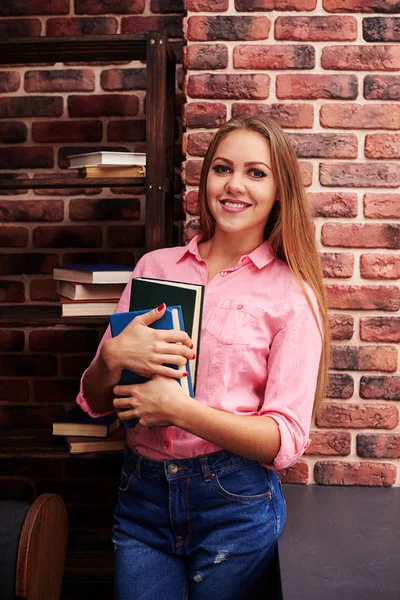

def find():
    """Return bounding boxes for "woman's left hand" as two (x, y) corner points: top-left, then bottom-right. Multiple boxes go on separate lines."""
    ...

(113, 375), (186, 427)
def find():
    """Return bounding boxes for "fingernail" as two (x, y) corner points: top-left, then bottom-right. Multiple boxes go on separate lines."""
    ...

(183, 372), (188, 377)
(190, 344), (194, 349)
(157, 303), (165, 312)
(192, 353), (196, 360)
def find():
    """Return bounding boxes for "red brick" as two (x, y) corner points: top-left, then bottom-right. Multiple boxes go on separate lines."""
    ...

(0, 227), (28, 248)
(30, 278), (58, 301)
(1, 0), (69, 15)
(0, 253), (58, 276)
(121, 16), (182, 38)
(316, 402), (398, 429)
(33, 226), (102, 248)
(0, 330), (25, 351)
(68, 95), (139, 118)
(321, 104), (400, 130)
(329, 314), (354, 341)
(30, 329), (99, 352)
(0, 379), (30, 403)
(0, 281), (25, 303)
(276, 74), (357, 100)
(357, 434), (400, 459)
(151, 0), (184, 12)
(314, 461), (396, 487)
(184, 191), (199, 215)
(0, 72), (21, 93)
(234, 44), (314, 69)
(309, 192), (357, 218)
(363, 17), (400, 42)
(0, 97), (63, 118)
(187, 16), (270, 41)
(321, 253), (354, 279)
(187, 132), (215, 157)
(187, 0), (228, 8)
(306, 431), (351, 456)
(289, 133), (357, 159)
(61, 355), (94, 377)
(330, 345), (398, 371)
(364, 75), (400, 100)
(107, 225), (145, 247)
(101, 68), (146, 91)
(25, 69), (95, 92)
(33, 380), (80, 403)
(360, 317), (400, 343)
(107, 120), (146, 142)
(0, 355), (57, 376)
(231, 102), (314, 128)
(0, 18), (42, 37)
(322, 45), (400, 71)
(75, 0), (144, 14)
(187, 74), (270, 100)
(63, 250), (134, 266)
(364, 194), (400, 219)
(322, 223), (400, 249)
(235, 0), (316, 10)
(365, 134), (400, 159)
(324, 0), (400, 13)
(0, 122), (27, 144)
(300, 163), (312, 188)
(0, 147), (54, 170)
(277, 461), (308, 484)
(275, 16), (357, 41)
(58, 145), (128, 169)
(327, 373), (354, 398)
(32, 179), (101, 196)
(320, 163), (400, 188)
(360, 254), (400, 280)
(185, 44), (229, 70)
(1, 404), (65, 429)
(69, 197), (140, 221)
(360, 376), (400, 401)
(183, 219), (201, 243)
(0, 199), (63, 222)
(327, 284), (399, 312)
(184, 103), (227, 129)
(32, 121), (102, 143)
(47, 17), (118, 36)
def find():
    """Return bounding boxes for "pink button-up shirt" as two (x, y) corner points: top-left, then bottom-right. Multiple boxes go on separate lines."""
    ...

(77, 235), (322, 471)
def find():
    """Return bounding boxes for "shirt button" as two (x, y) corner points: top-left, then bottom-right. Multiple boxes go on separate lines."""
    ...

(237, 304), (243, 310)
(168, 464), (179, 474)
(220, 271), (227, 277)
(164, 441), (170, 448)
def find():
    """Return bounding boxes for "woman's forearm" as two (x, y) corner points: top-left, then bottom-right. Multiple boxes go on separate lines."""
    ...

(82, 342), (121, 413)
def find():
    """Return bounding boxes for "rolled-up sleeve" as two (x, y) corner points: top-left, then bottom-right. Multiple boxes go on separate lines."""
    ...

(76, 258), (145, 417)
(259, 287), (323, 471)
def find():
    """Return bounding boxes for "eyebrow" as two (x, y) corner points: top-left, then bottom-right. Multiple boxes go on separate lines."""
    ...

(212, 156), (272, 172)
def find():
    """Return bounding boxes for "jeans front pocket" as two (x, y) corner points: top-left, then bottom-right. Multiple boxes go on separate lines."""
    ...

(118, 467), (137, 494)
(211, 462), (273, 503)
(205, 298), (262, 345)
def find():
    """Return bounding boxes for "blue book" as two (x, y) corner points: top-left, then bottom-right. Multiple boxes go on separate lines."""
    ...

(109, 306), (194, 428)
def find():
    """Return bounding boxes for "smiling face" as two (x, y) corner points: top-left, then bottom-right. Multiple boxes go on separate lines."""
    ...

(206, 128), (278, 246)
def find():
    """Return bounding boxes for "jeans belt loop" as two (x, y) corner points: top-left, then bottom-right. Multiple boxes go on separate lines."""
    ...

(199, 456), (212, 482)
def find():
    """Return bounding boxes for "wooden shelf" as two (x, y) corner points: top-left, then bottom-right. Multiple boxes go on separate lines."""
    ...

(0, 175), (146, 190)
(0, 305), (109, 327)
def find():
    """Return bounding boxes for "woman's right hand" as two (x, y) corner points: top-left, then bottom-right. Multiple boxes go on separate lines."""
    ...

(100, 304), (194, 379)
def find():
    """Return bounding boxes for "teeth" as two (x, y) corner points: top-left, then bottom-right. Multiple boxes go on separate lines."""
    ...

(223, 201), (249, 208)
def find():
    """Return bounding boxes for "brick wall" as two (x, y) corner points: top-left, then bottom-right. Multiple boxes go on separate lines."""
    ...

(182, 0), (400, 487)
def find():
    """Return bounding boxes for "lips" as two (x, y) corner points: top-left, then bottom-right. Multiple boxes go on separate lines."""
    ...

(219, 199), (251, 214)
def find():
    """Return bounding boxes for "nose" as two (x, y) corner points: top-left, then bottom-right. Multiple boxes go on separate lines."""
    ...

(224, 171), (246, 195)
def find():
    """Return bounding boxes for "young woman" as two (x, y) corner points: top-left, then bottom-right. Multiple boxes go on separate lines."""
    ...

(77, 115), (330, 600)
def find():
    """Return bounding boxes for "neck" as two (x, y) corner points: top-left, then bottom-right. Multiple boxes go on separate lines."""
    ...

(200, 229), (264, 265)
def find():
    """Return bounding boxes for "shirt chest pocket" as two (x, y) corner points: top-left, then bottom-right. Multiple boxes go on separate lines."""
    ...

(205, 298), (262, 345)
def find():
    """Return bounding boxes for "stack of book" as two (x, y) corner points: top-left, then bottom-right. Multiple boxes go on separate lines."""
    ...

(53, 406), (124, 454)
(53, 264), (133, 317)
(68, 151), (146, 178)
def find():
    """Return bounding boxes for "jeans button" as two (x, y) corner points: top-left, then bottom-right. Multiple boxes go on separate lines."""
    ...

(168, 464), (179, 474)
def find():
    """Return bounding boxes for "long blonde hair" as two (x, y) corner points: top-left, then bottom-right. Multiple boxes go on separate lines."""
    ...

(197, 115), (330, 415)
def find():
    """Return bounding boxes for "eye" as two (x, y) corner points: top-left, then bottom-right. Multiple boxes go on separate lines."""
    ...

(249, 168), (266, 178)
(212, 164), (231, 175)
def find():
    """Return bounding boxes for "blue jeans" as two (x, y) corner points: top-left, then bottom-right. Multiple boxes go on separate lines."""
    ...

(112, 446), (286, 600)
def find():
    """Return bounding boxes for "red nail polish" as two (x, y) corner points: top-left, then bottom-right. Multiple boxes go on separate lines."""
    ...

(183, 372), (188, 377)
(190, 344), (194, 349)
(157, 302), (165, 312)
(192, 354), (196, 360)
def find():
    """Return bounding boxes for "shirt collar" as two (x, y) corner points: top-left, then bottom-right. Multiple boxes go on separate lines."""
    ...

(176, 235), (276, 270)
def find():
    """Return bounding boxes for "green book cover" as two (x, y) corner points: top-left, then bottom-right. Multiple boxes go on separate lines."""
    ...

(130, 277), (204, 392)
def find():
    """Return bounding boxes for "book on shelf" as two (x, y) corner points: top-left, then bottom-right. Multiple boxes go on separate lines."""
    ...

(78, 165), (146, 178)
(53, 264), (133, 284)
(130, 277), (204, 392)
(53, 405), (120, 438)
(68, 151), (146, 169)
(67, 427), (125, 454)
(59, 297), (118, 317)
(56, 281), (125, 301)
(110, 306), (194, 428)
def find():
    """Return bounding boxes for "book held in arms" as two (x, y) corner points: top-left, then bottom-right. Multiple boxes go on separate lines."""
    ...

(53, 264), (133, 284)
(110, 306), (194, 428)
(53, 405), (120, 438)
(68, 151), (146, 169)
(130, 277), (204, 392)
(67, 427), (125, 454)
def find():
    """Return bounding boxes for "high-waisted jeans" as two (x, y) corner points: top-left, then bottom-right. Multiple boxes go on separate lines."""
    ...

(112, 445), (286, 600)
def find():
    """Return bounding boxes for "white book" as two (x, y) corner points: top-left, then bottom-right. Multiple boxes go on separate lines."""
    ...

(68, 151), (146, 169)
